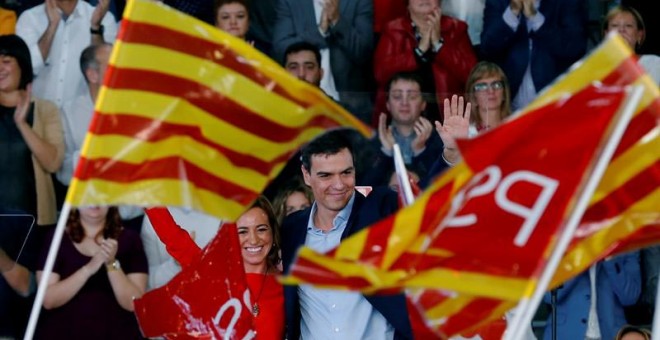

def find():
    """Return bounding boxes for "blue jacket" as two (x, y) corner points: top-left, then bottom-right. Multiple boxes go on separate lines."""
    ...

(543, 252), (641, 340)
(281, 188), (413, 339)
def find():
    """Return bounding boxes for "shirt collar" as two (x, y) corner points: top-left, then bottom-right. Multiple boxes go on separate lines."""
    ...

(307, 191), (356, 233)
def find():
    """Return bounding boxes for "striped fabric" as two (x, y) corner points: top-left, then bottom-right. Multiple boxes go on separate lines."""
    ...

(65, 0), (368, 220)
(283, 34), (659, 338)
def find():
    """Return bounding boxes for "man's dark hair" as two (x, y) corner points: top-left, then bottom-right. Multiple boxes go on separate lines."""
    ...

(79, 43), (112, 83)
(301, 129), (354, 171)
(0, 35), (33, 90)
(385, 71), (424, 94)
(283, 41), (321, 66)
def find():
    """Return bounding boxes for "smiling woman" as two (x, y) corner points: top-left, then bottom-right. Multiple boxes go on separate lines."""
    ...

(144, 196), (285, 339)
(0, 34), (64, 339)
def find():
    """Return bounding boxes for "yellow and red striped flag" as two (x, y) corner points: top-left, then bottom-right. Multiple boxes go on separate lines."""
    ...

(282, 34), (659, 338)
(64, 0), (368, 220)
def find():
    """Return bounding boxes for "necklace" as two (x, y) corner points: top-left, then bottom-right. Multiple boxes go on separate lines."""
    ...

(250, 269), (268, 316)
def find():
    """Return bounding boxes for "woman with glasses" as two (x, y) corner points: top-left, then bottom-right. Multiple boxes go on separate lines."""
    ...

(464, 61), (512, 135)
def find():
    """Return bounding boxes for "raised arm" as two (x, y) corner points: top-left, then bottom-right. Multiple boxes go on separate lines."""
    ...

(145, 207), (202, 268)
(434, 95), (470, 165)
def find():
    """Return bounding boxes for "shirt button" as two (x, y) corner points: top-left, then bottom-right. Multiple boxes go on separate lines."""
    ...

(331, 304), (336, 309)
(334, 328), (340, 332)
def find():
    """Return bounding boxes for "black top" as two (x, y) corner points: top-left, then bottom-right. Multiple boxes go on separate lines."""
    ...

(0, 103), (36, 216)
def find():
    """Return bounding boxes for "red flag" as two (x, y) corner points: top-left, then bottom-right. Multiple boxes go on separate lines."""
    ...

(282, 84), (630, 338)
(134, 224), (255, 339)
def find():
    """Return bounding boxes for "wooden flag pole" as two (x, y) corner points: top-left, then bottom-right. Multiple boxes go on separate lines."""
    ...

(505, 85), (644, 340)
(23, 203), (72, 340)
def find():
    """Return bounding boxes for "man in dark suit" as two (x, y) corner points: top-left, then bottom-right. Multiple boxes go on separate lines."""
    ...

(480, 0), (588, 110)
(281, 130), (413, 339)
(273, 0), (375, 124)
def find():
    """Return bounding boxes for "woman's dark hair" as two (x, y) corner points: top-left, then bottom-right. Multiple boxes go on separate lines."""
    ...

(0, 34), (33, 90)
(67, 207), (123, 243)
(247, 196), (281, 272)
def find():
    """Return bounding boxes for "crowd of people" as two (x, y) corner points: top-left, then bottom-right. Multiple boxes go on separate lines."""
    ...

(0, 0), (658, 339)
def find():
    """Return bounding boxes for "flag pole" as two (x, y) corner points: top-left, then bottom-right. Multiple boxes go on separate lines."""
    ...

(393, 144), (415, 206)
(653, 276), (659, 339)
(504, 85), (644, 340)
(23, 203), (72, 340)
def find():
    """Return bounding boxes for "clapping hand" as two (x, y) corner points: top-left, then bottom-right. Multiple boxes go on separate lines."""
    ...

(411, 116), (433, 154)
(378, 112), (395, 153)
(13, 84), (31, 126)
(44, 0), (61, 27)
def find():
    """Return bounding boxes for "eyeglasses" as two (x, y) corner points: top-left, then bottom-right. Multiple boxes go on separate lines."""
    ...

(473, 81), (504, 92)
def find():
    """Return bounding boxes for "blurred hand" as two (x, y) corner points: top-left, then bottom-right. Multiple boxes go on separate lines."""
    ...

(522, 0), (537, 18)
(324, 0), (340, 26)
(435, 95), (470, 150)
(411, 116), (433, 154)
(509, 0), (523, 16)
(44, 0), (61, 27)
(13, 84), (31, 125)
(378, 112), (395, 153)
(428, 7), (442, 45)
(100, 238), (118, 265)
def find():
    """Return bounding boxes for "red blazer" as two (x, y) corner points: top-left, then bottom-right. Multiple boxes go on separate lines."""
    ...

(373, 15), (477, 125)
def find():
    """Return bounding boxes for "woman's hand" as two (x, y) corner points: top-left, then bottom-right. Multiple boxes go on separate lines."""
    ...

(435, 95), (471, 164)
(13, 84), (31, 126)
(100, 238), (119, 265)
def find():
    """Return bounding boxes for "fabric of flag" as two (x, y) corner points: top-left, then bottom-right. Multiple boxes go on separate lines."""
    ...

(531, 36), (660, 288)
(134, 222), (255, 339)
(283, 34), (659, 338)
(64, 0), (369, 221)
(283, 84), (627, 299)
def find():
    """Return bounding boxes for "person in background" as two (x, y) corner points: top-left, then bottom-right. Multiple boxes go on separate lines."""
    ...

(213, 0), (269, 54)
(145, 196), (285, 339)
(603, 5), (660, 84)
(480, 0), (588, 111)
(35, 206), (148, 339)
(464, 61), (513, 135)
(56, 43), (111, 186)
(273, 0), (375, 124)
(366, 71), (443, 186)
(373, 0), (477, 125)
(272, 178), (313, 224)
(542, 252), (641, 340)
(1, 34), (64, 339)
(16, 0), (117, 109)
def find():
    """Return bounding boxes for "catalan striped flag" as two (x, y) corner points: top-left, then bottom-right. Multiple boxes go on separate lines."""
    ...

(64, 0), (368, 220)
(283, 34), (659, 338)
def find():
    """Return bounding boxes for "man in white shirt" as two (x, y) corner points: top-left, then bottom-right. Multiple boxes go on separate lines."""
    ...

(56, 42), (111, 185)
(16, 0), (117, 108)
